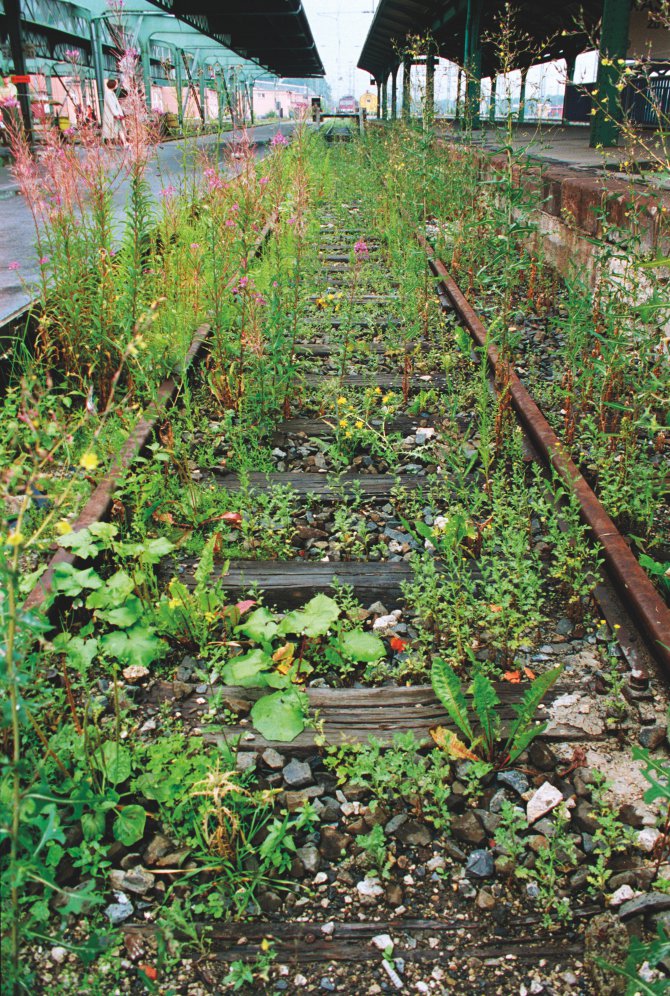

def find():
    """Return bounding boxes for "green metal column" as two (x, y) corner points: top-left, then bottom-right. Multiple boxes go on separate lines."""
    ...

(455, 66), (461, 122)
(381, 74), (388, 119)
(390, 65), (398, 119)
(562, 53), (577, 124)
(199, 70), (206, 125)
(424, 52), (435, 126)
(402, 54), (411, 121)
(141, 41), (152, 111)
(518, 66), (527, 123)
(90, 16), (106, 123)
(463, 0), (483, 129)
(5, 0), (33, 140)
(173, 46), (184, 130)
(216, 69), (224, 130)
(376, 81), (381, 119)
(590, 0), (632, 147)
(489, 75), (497, 123)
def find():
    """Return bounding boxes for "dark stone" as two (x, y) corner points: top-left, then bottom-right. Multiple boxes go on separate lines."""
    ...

(528, 741), (556, 772)
(258, 890), (282, 913)
(638, 725), (667, 750)
(618, 804), (645, 829)
(465, 849), (495, 879)
(497, 770), (530, 795)
(584, 912), (629, 994)
(394, 819), (431, 848)
(618, 893), (670, 921)
(573, 799), (599, 834)
(319, 827), (352, 861)
(451, 812), (486, 846)
(282, 759), (312, 789)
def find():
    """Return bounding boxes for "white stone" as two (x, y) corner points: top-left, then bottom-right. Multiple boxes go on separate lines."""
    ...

(526, 782), (565, 824)
(356, 877), (384, 899)
(50, 947), (67, 964)
(321, 921), (335, 935)
(313, 872), (328, 886)
(373, 613), (400, 635)
(416, 428), (436, 444)
(637, 827), (662, 853)
(294, 974), (308, 986)
(371, 934), (394, 951)
(609, 884), (636, 907)
(416, 984), (430, 994)
(382, 960), (404, 990)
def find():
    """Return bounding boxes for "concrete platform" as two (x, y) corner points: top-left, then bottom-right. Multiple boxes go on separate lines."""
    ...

(0, 123), (292, 328)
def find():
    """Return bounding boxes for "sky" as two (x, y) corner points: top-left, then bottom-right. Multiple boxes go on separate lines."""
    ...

(300, 1), (598, 103)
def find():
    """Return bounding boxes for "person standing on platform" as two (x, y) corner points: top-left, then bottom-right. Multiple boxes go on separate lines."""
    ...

(102, 78), (127, 145)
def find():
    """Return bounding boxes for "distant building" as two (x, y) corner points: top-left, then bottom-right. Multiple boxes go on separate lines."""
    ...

(359, 91), (377, 115)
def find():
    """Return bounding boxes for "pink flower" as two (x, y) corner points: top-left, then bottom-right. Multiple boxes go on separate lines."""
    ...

(254, 294), (266, 306)
(270, 131), (288, 147)
(1, 97), (20, 110)
(287, 217), (296, 226)
(259, 176), (269, 185)
(38, 256), (49, 265)
(238, 276), (249, 288)
(225, 219), (235, 228)
(272, 280), (278, 287)
(64, 49), (80, 62)
(8, 261), (20, 271)
(231, 203), (239, 212)
(161, 184), (177, 198)
(354, 240), (369, 259)
(190, 242), (200, 250)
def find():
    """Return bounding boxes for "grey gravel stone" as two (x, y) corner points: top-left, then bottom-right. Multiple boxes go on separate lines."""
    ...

(109, 868), (155, 895)
(385, 814), (408, 835)
(296, 844), (321, 875)
(638, 725), (667, 750)
(465, 849), (495, 879)
(282, 759), (312, 789)
(451, 812), (486, 845)
(262, 748), (285, 769)
(618, 892), (670, 921)
(395, 819), (431, 847)
(105, 896), (134, 925)
(497, 770), (530, 795)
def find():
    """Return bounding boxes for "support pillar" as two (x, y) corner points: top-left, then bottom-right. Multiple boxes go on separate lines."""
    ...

(455, 66), (462, 122)
(489, 75), (497, 122)
(199, 71), (206, 125)
(390, 65), (398, 119)
(173, 47), (184, 130)
(463, 0), (483, 129)
(90, 17), (105, 124)
(518, 66), (528, 123)
(140, 41), (152, 111)
(402, 54), (411, 121)
(590, 0), (632, 147)
(562, 53), (577, 124)
(217, 70), (223, 130)
(376, 81), (381, 118)
(5, 0), (33, 140)
(381, 75), (388, 120)
(424, 51), (435, 127)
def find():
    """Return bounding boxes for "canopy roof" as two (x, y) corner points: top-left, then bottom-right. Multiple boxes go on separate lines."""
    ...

(358, 0), (604, 80)
(147, 0), (324, 77)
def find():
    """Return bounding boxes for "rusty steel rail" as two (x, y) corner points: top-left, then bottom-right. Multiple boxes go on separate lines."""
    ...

(420, 236), (670, 676)
(24, 213), (277, 613)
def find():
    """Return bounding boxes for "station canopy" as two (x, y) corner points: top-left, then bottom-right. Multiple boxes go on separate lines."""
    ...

(358, 0), (604, 80)
(147, 0), (324, 77)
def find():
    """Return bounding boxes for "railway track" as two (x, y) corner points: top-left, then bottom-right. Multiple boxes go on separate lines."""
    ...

(20, 147), (670, 993)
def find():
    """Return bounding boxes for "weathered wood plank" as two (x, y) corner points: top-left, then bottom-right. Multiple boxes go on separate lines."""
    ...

(212, 472), (428, 498)
(175, 560), (413, 608)
(303, 373), (445, 388)
(271, 415), (422, 440)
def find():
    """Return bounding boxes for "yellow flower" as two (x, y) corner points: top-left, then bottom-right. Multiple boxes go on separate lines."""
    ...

(339, 419), (348, 428)
(382, 394), (392, 403)
(79, 452), (99, 471)
(337, 396), (347, 405)
(6, 531), (24, 547)
(355, 420), (364, 429)
(374, 386), (382, 395)
(168, 597), (181, 610)
(345, 431), (352, 438)
(55, 520), (72, 535)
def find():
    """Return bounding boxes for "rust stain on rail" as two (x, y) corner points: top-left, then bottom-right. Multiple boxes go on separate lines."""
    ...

(421, 238), (670, 675)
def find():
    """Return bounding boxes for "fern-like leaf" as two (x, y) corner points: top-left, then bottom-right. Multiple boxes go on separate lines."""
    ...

(431, 657), (473, 741)
(504, 664), (562, 762)
(470, 669), (501, 758)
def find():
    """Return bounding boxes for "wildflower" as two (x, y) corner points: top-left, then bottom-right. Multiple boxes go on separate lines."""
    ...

(254, 294), (266, 306)
(38, 256), (49, 265)
(7, 261), (20, 271)
(168, 597), (181, 610)
(270, 131), (288, 147)
(160, 184), (177, 198)
(355, 420), (364, 429)
(79, 451), (99, 471)
(231, 203), (239, 212)
(354, 239), (369, 259)
(272, 280), (279, 287)
(55, 519), (72, 535)
(339, 419), (348, 428)
(225, 219), (235, 227)
(238, 276), (249, 288)
(259, 176), (269, 185)
(382, 394), (392, 403)
(337, 396), (347, 405)
(287, 217), (297, 226)
(1, 97), (20, 109)
(374, 386), (382, 395)
(6, 531), (24, 547)
(190, 242), (200, 250)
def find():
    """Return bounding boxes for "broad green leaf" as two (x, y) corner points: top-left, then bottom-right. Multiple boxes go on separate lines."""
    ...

(137, 537), (174, 565)
(277, 593), (340, 638)
(237, 607), (278, 643)
(431, 657), (473, 741)
(97, 595), (144, 629)
(250, 689), (307, 742)
(52, 564), (104, 597)
(339, 629), (385, 662)
(134, 773), (171, 803)
(221, 649), (274, 688)
(88, 521), (119, 546)
(81, 810), (106, 841)
(632, 747), (670, 805)
(92, 741), (132, 785)
(53, 634), (99, 672)
(86, 570), (135, 609)
(114, 805), (146, 846)
(100, 625), (166, 667)
(57, 528), (99, 559)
